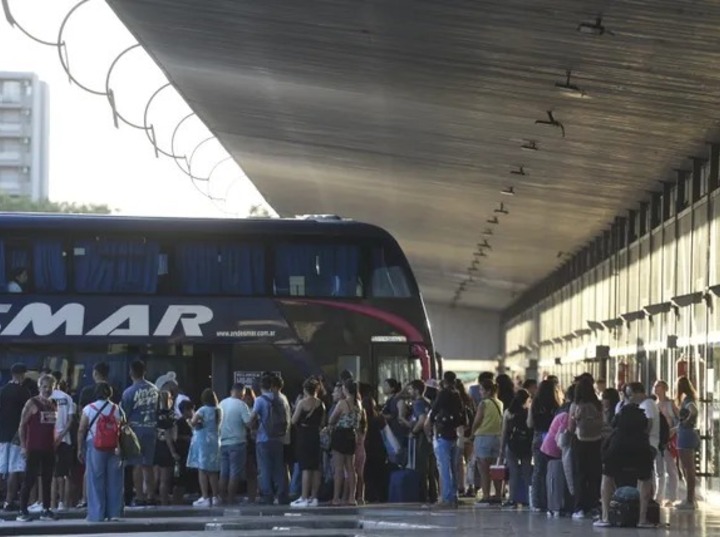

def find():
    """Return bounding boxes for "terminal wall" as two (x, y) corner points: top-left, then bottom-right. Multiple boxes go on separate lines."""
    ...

(425, 302), (500, 360)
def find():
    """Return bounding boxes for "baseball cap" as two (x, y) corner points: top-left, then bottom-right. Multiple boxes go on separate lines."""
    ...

(10, 363), (27, 375)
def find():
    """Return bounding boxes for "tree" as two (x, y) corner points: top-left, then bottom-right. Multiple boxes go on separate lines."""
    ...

(248, 204), (271, 218)
(0, 192), (111, 214)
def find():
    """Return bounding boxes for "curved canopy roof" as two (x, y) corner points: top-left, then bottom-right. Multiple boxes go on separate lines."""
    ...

(109, 0), (720, 310)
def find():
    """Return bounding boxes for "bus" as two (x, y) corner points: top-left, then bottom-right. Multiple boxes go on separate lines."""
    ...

(0, 213), (436, 402)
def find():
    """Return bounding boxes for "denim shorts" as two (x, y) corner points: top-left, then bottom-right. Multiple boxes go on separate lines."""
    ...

(677, 427), (700, 450)
(474, 434), (501, 459)
(126, 429), (156, 467)
(0, 443), (25, 475)
(220, 443), (247, 480)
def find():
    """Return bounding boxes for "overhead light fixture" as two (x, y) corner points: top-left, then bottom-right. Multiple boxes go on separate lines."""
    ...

(494, 202), (509, 215)
(477, 239), (492, 250)
(487, 216), (499, 225)
(535, 110), (565, 138)
(501, 186), (515, 196)
(510, 166), (526, 176)
(481, 228), (494, 236)
(577, 15), (613, 36)
(521, 140), (538, 151)
(555, 69), (588, 99)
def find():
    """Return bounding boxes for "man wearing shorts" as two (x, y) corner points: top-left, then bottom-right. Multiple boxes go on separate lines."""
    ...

(0, 364), (31, 509)
(51, 373), (75, 511)
(122, 360), (159, 506)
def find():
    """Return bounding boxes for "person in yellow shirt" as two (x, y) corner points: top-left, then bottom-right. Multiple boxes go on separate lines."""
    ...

(472, 379), (504, 505)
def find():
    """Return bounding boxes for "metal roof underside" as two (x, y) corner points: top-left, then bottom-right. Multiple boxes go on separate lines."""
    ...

(108, 0), (720, 310)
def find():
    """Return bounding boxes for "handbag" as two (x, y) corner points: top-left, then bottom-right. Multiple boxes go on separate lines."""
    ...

(320, 426), (332, 451)
(490, 464), (509, 481)
(119, 424), (142, 460)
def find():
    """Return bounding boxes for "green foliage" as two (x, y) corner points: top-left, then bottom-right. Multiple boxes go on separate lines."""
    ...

(248, 204), (271, 217)
(0, 192), (111, 214)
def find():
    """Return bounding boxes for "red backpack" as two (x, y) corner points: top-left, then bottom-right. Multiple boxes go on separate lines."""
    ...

(90, 402), (120, 451)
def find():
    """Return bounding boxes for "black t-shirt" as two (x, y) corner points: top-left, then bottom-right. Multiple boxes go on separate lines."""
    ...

(0, 382), (31, 442)
(78, 383), (121, 409)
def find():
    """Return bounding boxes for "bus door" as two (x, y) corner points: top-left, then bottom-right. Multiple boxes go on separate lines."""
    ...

(369, 340), (420, 403)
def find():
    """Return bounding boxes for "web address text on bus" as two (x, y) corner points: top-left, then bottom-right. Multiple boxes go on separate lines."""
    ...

(216, 330), (277, 338)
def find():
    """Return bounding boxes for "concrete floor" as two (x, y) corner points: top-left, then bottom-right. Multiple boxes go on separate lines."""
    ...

(0, 504), (715, 536)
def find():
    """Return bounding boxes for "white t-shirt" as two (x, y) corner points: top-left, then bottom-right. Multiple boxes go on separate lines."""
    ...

(218, 397), (251, 446)
(174, 393), (190, 418)
(52, 389), (76, 445)
(6, 281), (21, 293)
(83, 400), (122, 440)
(639, 398), (661, 450)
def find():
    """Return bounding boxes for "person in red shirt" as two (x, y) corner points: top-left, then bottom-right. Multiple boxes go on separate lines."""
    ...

(17, 375), (58, 522)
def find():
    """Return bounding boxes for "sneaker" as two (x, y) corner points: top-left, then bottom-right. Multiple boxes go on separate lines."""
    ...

(16, 511), (32, 522)
(290, 497), (309, 508)
(193, 497), (211, 508)
(211, 497), (222, 507)
(501, 501), (516, 509)
(39, 510), (57, 521)
(56, 502), (66, 512)
(571, 510), (585, 520)
(109, 517), (121, 522)
(593, 520), (611, 528)
(28, 502), (43, 513)
(3, 502), (15, 512)
(547, 511), (559, 518)
(475, 500), (492, 507)
(675, 501), (697, 511)
(307, 498), (319, 507)
(75, 501), (87, 509)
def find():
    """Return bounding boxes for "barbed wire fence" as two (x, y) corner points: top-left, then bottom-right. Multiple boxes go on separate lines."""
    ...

(2, 0), (267, 216)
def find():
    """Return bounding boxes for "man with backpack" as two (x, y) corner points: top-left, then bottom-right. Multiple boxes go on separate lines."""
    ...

(594, 400), (656, 528)
(250, 373), (289, 504)
(425, 371), (465, 507)
(626, 383), (660, 486)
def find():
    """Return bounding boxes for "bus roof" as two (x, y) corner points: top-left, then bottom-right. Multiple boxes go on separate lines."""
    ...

(0, 213), (395, 240)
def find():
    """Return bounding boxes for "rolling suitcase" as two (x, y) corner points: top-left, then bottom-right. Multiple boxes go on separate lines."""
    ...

(546, 458), (566, 513)
(388, 437), (421, 503)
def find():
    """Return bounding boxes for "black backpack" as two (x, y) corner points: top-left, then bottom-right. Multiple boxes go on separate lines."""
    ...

(615, 403), (648, 435)
(435, 390), (463, 434)
(507, 410), (533, 457)
(261, 394), (289, 439)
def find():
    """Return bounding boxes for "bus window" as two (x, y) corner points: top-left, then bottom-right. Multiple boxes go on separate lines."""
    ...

(371, 247), (411, 298)
(175, 243), (265, 295)
(274, 243), (360, 297)
(74, 239), (160, 294)
(33, 240), (67, 292)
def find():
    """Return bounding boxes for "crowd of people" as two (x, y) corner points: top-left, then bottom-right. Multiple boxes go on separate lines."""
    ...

(0, 359), (704, 526)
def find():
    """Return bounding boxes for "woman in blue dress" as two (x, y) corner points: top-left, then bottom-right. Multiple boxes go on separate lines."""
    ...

(187, 389), (222, 507)
(675, 376), (700, 511)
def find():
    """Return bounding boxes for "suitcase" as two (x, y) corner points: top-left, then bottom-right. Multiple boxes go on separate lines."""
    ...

(388, 468), (421, 502)
(608, 487), (640, 527)
(546, 459), (566, 513)
(388, 437), (421, 503)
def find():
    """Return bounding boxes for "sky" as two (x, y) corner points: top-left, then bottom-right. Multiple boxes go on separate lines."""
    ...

(0, 0), (271, 217)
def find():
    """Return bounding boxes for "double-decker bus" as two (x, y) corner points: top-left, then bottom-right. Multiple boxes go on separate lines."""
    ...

(0, 213), (436, 402)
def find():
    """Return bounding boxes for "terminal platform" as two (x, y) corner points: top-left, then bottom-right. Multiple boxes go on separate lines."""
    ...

(0, 502), (714, 537)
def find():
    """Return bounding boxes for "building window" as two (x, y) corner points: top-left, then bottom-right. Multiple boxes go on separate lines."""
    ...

(1, 81), (22, 104)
